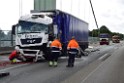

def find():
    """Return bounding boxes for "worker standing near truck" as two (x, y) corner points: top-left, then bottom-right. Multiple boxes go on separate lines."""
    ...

(66, 36), (79, 67)
(49, 37), (62, 67)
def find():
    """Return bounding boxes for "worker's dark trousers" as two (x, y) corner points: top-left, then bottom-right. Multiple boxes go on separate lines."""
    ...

(9, 56), (24, 61)
(68, 53), (76, 66)
(50, 52), (60, 62)
(9, 56), (18, 61)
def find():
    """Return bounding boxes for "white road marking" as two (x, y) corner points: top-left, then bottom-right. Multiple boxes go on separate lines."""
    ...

(98, 53), (108, 60)
(81, 59), (106, 83)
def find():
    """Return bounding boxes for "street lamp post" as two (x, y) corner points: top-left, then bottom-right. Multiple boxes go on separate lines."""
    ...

(19, 0), (22, 17)
(89, 0), (100, 37)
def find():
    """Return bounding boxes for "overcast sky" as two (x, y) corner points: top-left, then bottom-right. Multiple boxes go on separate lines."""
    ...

(91, 0), (124, 34)
(0, 0), (33, 31)
(0, 0), (124, 34)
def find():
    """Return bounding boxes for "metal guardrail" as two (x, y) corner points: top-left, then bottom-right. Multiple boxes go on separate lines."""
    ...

(0, 30), (15, 47)
(0, 31), (99, 55)
(0, 31), (99, 47)
(88, 37), (99, 44)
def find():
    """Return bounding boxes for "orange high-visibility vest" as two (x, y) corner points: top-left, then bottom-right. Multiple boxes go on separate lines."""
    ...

(67, 39), (79, 49)
(50, 39), (62, 52)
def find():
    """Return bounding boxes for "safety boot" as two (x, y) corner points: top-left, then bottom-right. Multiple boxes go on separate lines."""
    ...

(49, 61), (53, 67)
(66, 63), (74, 67)
(11, 59), (17, 64)
(53, 61), (58, 67)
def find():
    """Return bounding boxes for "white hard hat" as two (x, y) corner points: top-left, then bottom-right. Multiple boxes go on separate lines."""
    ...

(15, 46), (20, 52)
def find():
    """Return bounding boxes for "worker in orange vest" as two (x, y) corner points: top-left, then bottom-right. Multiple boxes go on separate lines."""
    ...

(49, 37), (62, 67)
(9, 47), (26, 63)
(66, 36), (79, 67)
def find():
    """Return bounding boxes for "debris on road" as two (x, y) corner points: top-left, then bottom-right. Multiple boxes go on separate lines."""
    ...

(0, 72), (10, 77)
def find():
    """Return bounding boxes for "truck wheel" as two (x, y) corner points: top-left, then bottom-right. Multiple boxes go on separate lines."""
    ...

(107, 43), (109, 45)
(76, 53), (82, 58)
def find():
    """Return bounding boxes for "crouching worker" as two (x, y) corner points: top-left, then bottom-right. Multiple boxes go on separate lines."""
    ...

(49, 37), (62, 67)
(9, 47), (26, 63)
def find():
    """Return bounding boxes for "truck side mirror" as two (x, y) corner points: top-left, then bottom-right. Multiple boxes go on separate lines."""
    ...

(12, 25), (16, 35)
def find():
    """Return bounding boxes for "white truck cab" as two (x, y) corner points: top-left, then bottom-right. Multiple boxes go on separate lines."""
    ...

(12, 12), (58, 61)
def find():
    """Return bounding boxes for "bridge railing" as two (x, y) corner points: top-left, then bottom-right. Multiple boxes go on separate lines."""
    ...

(0, 31), (100, 51)
(0, 30), (15, 47)
(88, 37), (99, 44)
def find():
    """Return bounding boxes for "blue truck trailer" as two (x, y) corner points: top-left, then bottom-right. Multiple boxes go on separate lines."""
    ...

(12, 10), (89, 61)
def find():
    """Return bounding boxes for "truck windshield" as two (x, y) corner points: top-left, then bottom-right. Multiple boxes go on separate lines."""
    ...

(17, 21), (48, 34)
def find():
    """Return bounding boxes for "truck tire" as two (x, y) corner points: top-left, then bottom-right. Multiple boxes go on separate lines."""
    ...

(76, 51), (82, 58)
(107, 42), (109, 45)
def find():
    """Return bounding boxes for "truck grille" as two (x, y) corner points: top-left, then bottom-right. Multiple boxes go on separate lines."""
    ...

(21, 38), (42, 45)
(23, 51), (37, 54)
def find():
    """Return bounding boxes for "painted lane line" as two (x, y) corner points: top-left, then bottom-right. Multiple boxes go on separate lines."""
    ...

(81, 59), (107, 83)
(98, 53), (109, 60)
(81, 53), (111, 82)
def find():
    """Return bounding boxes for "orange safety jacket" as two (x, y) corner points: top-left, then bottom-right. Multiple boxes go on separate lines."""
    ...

(50, 39), (62, 52)
(67, 39), (79, 54)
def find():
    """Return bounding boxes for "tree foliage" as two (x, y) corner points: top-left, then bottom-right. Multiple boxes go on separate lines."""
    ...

(99, 25), (111, 34)
(89, 25), (124, 39)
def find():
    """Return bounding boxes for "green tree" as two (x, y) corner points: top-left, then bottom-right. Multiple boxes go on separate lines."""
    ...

(92, 29), (99, 37)
(89, 30), (92, 36)
(100, 25), (111, 34)
(89, 25), (124, 39)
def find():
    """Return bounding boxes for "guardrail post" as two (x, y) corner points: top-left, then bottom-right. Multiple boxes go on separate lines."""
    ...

(11, 33), (13, 46)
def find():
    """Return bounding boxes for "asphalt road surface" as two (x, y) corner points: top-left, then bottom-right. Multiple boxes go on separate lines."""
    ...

(0, 42), (123, 83)
(81, 44), (124, 83)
